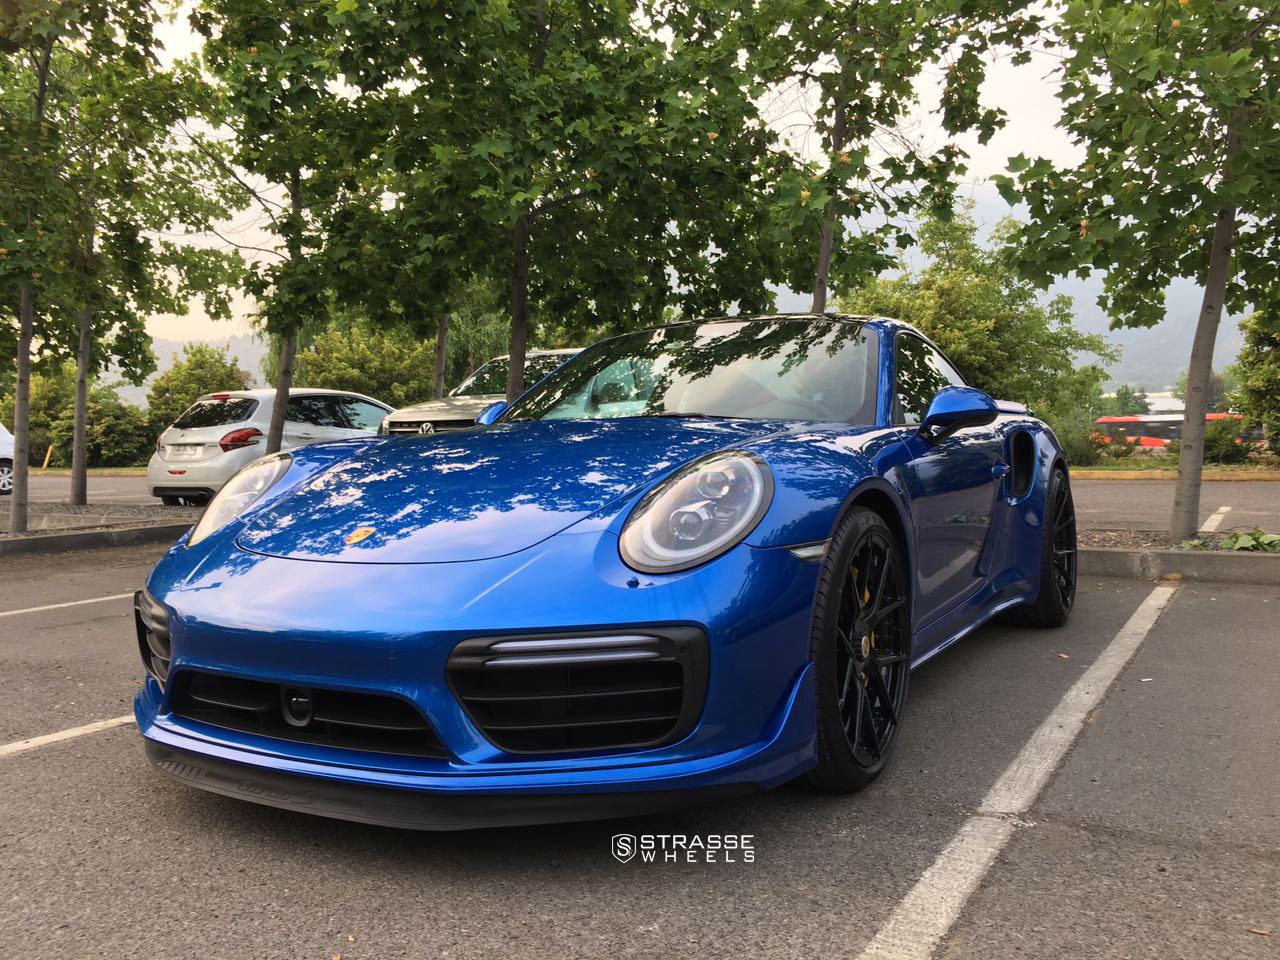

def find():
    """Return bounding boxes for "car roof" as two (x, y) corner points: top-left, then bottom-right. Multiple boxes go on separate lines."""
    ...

(194, 388), (387, 404)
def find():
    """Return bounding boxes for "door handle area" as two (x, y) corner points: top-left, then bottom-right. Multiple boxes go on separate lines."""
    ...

(992, 462), (1010, 479)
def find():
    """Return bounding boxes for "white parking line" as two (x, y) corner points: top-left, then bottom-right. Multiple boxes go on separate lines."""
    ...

(857, 582), (1180, 960)
(1199, 505), (1231, 533)
(0, 593), (134, 619)
(0, 715), (134, 759)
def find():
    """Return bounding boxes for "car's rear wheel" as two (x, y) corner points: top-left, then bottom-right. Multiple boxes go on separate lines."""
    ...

(1011, 468), (1077, 628)
(0, 459), (12, 496)
(160, 495), (182, 506)
(806, 506), (911, 792)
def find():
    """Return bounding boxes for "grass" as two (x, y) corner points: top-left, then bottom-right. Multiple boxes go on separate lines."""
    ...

(1080, 458), (1274, 473)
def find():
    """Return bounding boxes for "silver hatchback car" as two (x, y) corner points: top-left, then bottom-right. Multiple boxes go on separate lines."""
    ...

(147, 388), (390, 505)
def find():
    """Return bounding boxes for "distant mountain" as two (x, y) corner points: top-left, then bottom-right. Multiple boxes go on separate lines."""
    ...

(112, 334), (269, 409)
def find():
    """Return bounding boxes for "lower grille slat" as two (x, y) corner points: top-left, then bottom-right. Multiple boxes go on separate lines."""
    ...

(171, 672), (448, 759)
(447, 628), (708, 756)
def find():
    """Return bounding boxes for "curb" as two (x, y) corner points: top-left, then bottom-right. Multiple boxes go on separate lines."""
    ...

(1080, 546), (1280, 584)
(1072, 470), (1280, 481)
(0, 523), (189, 558)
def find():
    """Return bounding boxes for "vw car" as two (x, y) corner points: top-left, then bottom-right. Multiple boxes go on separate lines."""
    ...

(379, 348), (579, 434)
(133, 315), (1077, 829)
(148, 388), (391, 505)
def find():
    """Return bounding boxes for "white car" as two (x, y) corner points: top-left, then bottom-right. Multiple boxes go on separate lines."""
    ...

(148, 388), (391, 505)
(380, 349), (579, 435)
(0, 422), (13, 496)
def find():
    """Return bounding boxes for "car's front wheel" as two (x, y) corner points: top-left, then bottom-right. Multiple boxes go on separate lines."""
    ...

(0, 458), (12, 496)
(806, 506), (912, 792)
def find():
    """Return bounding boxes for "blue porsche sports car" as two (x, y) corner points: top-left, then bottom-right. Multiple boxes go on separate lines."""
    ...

(133, 314), (1077, 829)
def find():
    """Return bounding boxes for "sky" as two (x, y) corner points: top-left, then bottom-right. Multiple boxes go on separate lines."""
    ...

(145, 8), (1084, 344)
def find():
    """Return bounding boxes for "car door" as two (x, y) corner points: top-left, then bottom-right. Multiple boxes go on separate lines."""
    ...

(892, 333), (1004, 629)
(335, 396), (392, 437)
(283, 395), (349, 449)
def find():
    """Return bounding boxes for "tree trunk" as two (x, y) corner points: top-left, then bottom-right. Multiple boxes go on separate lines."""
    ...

(1170, 119), (1241, 543)
(266, 167), (303, 455)
(433, 312), (451, 399)
(265, 332), (296, 455)
(507, 215), (530, 402)
(811, 89), (848, 314)
(71, 304), (92, 506)
(9, 283), (35, 533)
(1170, 205), (1236, 541)
(9, 42), (53, 533)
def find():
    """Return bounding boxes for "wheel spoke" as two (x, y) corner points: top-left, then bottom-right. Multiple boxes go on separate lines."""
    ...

(873, 652), (909, 665)
(837, 657), (855, 708)
(860, 690), (882, 759)
(867, 597), (904, 631)
(866, 666), (898, 727)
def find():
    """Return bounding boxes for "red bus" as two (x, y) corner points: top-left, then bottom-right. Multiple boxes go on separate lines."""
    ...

(1094, 413), (1262, 447)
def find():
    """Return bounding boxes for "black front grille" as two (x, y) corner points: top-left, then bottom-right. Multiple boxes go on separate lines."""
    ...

(135, 591), (171, 689)
(386, 418), (476, 435)
(171, 671), (448, 759)
(447, 628), (708, 755)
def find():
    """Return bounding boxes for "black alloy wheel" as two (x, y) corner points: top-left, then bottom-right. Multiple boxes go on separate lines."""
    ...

(808, 506), (912, 791)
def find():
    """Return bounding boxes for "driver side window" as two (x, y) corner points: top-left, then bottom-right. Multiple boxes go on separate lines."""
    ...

(894, 334), (965, 425)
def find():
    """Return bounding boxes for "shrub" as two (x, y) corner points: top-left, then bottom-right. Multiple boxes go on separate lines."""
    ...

(49, 393), (155, 468)
(1203, 418), (1249, 464)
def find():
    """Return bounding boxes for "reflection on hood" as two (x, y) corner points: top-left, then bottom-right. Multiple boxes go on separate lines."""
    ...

(237, 417), (787, 564)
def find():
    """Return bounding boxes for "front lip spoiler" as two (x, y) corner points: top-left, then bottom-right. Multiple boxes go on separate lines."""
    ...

(144, 740), (754, 831)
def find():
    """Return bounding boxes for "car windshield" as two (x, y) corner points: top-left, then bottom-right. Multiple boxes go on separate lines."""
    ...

(172, 397), (258, 429)
(452, 353), (572, 397)
(504, 319), (879, 424)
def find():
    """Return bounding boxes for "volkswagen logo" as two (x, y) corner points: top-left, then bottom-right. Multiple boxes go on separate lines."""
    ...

(417, 422), (435, 435)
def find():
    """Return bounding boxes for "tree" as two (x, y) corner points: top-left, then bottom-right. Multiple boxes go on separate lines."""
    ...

(838, 209), (1115, 410)
(328, 2), (789, 401)
(1174, 368), (1235, 413)
(754, 0), (1043, 312)
(3, 0), (158, 529)
(292, 319), (438, 408)
(146, 343), (252, 434)
(994, 1), (1280, 540)
(1101, 384), (1152, 416)
(1231, 314), (1280, 455)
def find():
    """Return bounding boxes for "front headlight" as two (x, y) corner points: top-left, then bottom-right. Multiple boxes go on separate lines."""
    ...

(620, 451), (774, 574)
(188, 453), (291, 547)
(378, 416), (390, 436)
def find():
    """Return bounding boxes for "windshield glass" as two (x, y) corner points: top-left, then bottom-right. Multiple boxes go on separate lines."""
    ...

(452, 353), (573, 397)
(504, 319), (879, 424)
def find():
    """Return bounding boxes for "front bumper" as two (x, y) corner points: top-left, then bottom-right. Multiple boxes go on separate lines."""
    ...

(135, 529), (822, 826)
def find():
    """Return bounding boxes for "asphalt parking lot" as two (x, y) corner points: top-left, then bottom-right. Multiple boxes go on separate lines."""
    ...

(2, 543), (1276, 959)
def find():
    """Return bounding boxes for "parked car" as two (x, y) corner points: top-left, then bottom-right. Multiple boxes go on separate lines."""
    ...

(147, 388), (391, 506)
(0, 422), (13, 496)
(132, 315), (1077, 829)
(379, 348), (579, 434)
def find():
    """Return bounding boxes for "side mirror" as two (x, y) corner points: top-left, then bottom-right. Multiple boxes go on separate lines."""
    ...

(475, 400), (509, 426)
(920, 386), (998, 441)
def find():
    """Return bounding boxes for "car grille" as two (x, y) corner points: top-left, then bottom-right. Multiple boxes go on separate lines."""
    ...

(386, 418), (476, 435)
(446, 628), (708, 755)
(170, 671), (448, 759)
(135, 591), (172, 689)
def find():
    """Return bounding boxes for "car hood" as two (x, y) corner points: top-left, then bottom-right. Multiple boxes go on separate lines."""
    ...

(388, 395), (498, 420)
(236, 417), (788, 564)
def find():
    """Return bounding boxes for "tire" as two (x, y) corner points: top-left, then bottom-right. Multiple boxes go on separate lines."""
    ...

(806, 506), (912, 792)
(0, 458), (12, 496)
(1011, 467), (1077, 628)
(160, 495), (182, 506)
